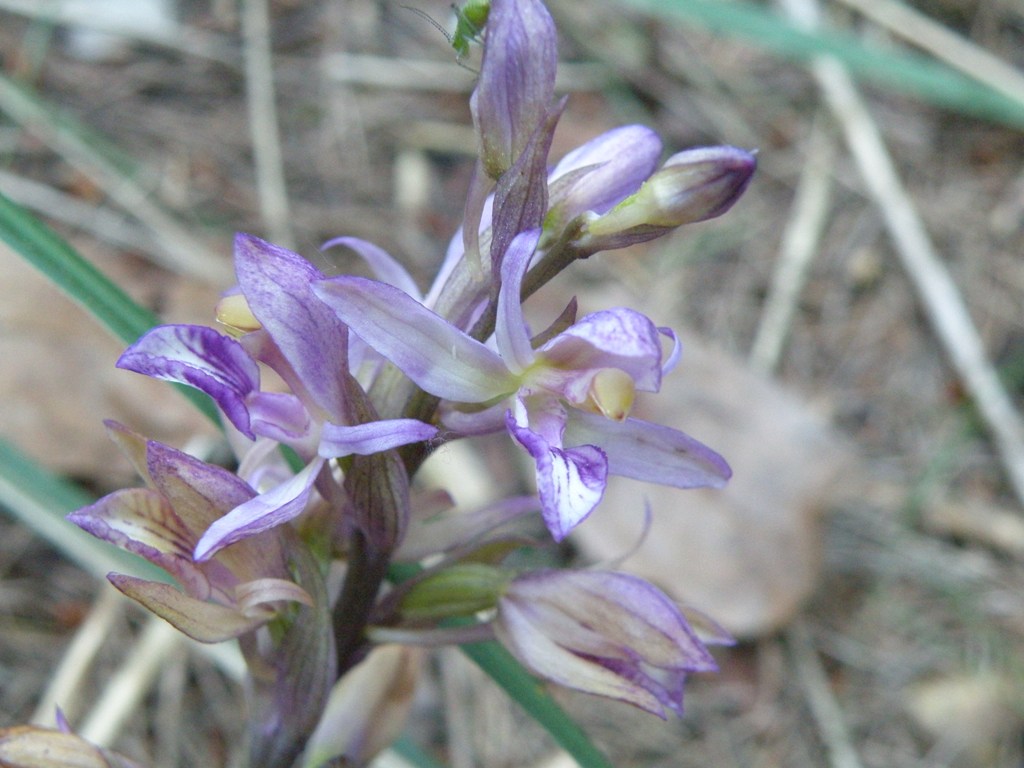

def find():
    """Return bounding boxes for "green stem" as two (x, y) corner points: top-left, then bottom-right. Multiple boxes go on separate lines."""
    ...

(331, 531), (391, 675)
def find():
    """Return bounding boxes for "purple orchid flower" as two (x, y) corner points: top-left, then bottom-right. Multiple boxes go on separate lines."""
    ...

(313, 229), (729, 541)
(116, 234), (438, 560)
(67, 423), (311, 643)
(494, 569), (719, 717)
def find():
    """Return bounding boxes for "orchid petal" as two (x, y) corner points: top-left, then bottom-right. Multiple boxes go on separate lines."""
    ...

(659, 326), (682, 375)
(538, 309), (663, 393)
(234, 233), (350, 421)
(67, 489), (209, 598)
(496, 569), (716, 717)
(548, 125), (662, 219)
(496, 596), (667, 715)
(109, 574), (269, 642)
(314, 276), (516, 402)
(247, 391), (312, 443)
(566, 411), (731, 488)
(439, 401), (508, 436)
(511, 571), (717, 671)
(506, 410), (607, 540)
(322, 236), (422, 301)
(194, 457), (325, 562)
(494, 229), (540, 373)
(117, 324), (259, 438)
(145, 441), (256, 535)
(145, 441), (288, 585)
(103, 420), (152, 486)
(319, 419), (438, 458)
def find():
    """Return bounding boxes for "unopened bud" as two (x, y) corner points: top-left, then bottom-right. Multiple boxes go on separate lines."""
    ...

(398, 563), (511, 620)
(577, 146), (756, 253)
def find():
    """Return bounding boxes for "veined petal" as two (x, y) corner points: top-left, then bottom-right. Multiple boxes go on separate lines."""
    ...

(566, 411), (731, 488)
(67, 489), (209, 598)
(496, 596), (666, 715)
(144, 441), (287, 586)
(511, 571), (717, 671)
(145, 441), (255, 537)
(497, 569), (716, 717)
(547, 125), (662, 219)
(319, 419), (438, 458)
(313, 276), (516, 402)
(506, 410), (606, 540)
(109, 574), (269, 642)
(247, 391), (312, 443)
(117, 324), (259, 438)
(322, 236), (422, 301)
(103, 420), (152, 486)
(538, 309), (663, 393)
(494, 229), (540, 373)
(193, 457), (325, 561)
(235, 233), (350, 422)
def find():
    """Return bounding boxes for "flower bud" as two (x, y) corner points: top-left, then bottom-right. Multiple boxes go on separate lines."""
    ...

(472, 0), (557, 179)
(398, 563), (510, 620)
(576, 146), (756, 253)
(0, 726), (142, 768)
(495, 569), (718, 717)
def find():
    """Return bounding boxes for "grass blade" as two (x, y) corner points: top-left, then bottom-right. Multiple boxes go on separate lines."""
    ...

(461, 640), (615, 768)
(0, 437), (169, 583)
(0, 189), (219, 422)
(619, 0), (1024, 128)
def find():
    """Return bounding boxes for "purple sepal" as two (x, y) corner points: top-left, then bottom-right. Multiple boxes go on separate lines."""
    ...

(234, 233), (350, 422)
(322, 236), (422, 300)
(313, 276), (515, 403)
(318, 419), (438, 458)
(536, 308), (664, 395)
(193, 457), (325, 562)
(117, 324), (260, 438)
(566, 410), (731, 489)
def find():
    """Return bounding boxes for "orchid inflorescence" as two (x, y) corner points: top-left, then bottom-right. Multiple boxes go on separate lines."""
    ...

(62, 0), (755, 765)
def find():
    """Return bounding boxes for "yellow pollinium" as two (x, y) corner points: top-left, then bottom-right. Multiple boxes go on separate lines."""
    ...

(216, 293), (262, 336)
(586, 368), (635, 421)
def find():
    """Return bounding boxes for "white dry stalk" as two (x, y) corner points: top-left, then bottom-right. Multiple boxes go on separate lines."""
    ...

(241, 0), (296, 250)
(0, 170), (154, 254)
(786, 620), (866, 768)
(778, 0), (1024, 508)
(0, 0), (237, 65)
(79, 615), (182, 747)
(749, 116), (836, 375)
(32, 585), (124, 727)
(0, 74), (232, 285)
(835, 0), (1024, 111)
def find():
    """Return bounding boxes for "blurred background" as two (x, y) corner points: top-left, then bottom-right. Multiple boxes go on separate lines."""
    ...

(0, 0), (1023, 765)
